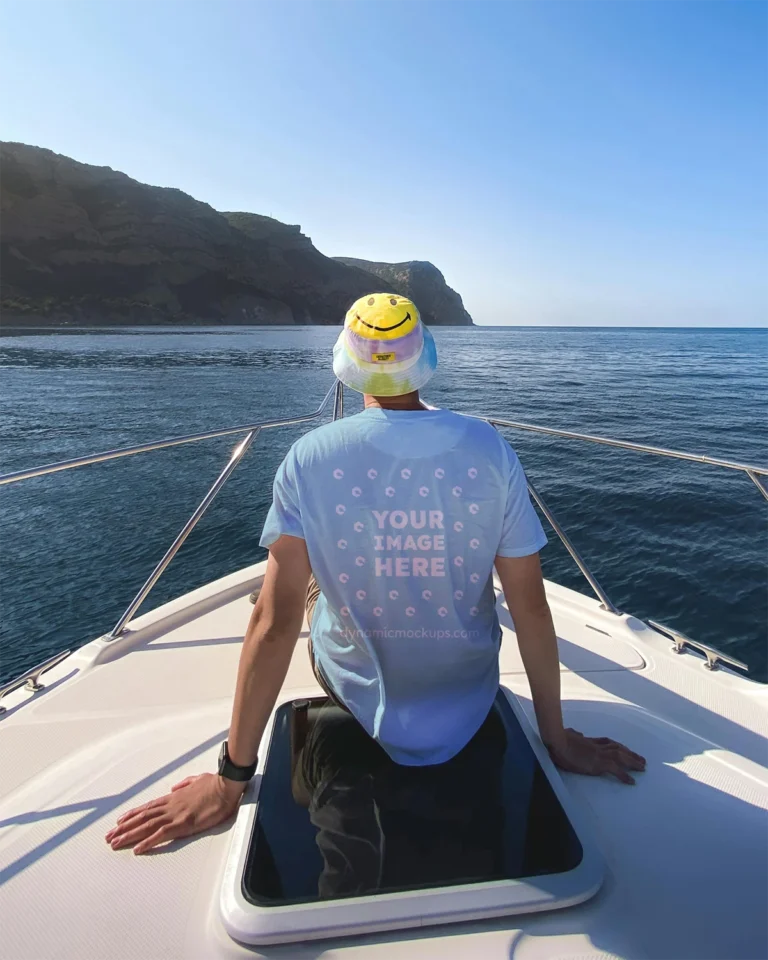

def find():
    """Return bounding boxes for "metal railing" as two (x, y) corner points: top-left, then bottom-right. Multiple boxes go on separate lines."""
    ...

(108, 380), (346, 638)
(0, 383), (336, 656)
(486, 416), (768, 502)
(481, 414), (765, 670)
(647, 620), (748, 673)
(524, 476), (619, 614)
(1, 381), (765, 702)
(0, 382), (339, 487)
(108, 428), (261, 638)
(333, 378), (344, 421)
(0, 649), (72, 715)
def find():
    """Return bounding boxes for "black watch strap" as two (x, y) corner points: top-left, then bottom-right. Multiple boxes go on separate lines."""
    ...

(218, 741), (257, 782)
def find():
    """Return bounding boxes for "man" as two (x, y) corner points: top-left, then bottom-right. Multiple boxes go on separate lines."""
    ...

(106, 293), (644, 855)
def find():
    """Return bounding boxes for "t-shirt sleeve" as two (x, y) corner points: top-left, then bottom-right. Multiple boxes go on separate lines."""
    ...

(259, 447), (304, 548)
(496, 441), (548, 558)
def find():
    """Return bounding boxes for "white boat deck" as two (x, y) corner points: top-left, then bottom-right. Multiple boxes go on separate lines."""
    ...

(1, 560), (766, 960)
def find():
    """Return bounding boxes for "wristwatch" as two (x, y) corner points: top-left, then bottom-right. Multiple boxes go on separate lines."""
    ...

(218, 741), (257, 782)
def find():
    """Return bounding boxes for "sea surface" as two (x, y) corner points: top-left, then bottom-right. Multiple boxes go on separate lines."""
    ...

(1, 326), (766, 684)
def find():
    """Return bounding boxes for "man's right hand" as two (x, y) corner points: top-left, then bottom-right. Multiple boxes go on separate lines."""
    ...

(105, 773), (245, 854)
(547, 728), (646, 784)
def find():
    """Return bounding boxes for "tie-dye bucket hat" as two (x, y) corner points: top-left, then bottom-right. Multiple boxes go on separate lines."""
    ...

(333, 293), (438, 396)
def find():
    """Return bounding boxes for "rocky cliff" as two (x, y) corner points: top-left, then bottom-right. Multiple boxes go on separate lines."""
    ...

(0, 142), (473, 327)
(334, 258), (473, 328)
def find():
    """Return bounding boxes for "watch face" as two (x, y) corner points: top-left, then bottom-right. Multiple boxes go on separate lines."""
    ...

(218, 741), (227, 770)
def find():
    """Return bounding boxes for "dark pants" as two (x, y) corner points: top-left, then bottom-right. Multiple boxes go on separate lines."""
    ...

(300, 577), (506, 899)
(295, 700), (507, 899)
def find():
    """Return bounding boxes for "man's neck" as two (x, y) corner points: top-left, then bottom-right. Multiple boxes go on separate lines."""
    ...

(363, 391), (425, 411)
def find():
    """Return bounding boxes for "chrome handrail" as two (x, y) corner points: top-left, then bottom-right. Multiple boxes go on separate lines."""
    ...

(0, 383), (337, 486)
(0, 383), (336, 643)
(109, 428), (261, 638)
(4, 385), (764, 488)
(487, 416), (768, 502)
(103, 383), (338, 637)
(484, 415), (766, 615)
(746, 470), (768, 501)
(647, 619), (749, 672)
(1, 383), (765, 682)
(333, 380), (344, 421)
(0, 649), (72, 714)
(525, 476), (619, 614)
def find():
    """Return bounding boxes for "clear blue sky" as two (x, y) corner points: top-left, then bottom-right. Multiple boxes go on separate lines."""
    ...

(1, 0), (766, 326)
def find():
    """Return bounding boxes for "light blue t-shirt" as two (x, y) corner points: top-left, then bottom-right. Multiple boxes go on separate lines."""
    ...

(260, 407), (546, 766)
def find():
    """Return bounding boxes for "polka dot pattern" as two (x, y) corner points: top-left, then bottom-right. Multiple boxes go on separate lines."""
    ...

(323, 456), (495, 631)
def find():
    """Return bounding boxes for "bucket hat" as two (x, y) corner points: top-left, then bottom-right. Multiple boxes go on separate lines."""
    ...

(332, 293), (437, 396)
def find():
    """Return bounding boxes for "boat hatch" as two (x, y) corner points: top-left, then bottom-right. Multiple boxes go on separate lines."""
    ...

(220, 687), (603, 945)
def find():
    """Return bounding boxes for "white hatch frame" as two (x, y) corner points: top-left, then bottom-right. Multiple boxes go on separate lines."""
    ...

(219, 684), (604, 946)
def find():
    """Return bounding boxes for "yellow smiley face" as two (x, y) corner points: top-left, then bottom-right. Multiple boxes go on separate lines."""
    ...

(346, 294), (420, 342)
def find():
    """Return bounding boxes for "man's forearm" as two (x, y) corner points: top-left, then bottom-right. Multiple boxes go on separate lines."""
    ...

(226, 606), (302, 769)
(514, 605), (566, 751)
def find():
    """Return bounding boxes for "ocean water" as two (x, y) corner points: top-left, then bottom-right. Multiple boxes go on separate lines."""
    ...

(1, 326), (766, 684)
